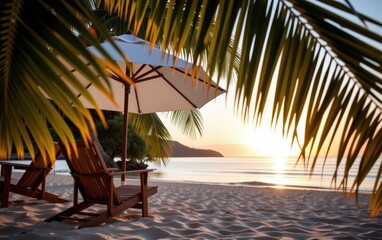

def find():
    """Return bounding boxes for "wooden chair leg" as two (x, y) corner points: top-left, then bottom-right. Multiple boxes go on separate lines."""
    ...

(140, 172), (148, 217)
(1, 165), (12, 208)
(107, 175), (113, 216)
(40, 169), (48, 199)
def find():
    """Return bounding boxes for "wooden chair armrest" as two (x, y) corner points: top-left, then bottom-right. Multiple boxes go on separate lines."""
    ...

(0, 162), (19, 167)
(107, 168), (119, 172)
(0, 162), (49, 171)
(108, 168), (155, 176)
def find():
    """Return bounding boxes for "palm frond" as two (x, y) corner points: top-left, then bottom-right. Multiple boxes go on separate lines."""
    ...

(164, 109), (204, 139)
(129, 113), (172, 166)
(0, 0), (128, 162)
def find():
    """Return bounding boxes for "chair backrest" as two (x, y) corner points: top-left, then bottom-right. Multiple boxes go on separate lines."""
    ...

(17, 143), (61, 190)
(86, 120), (119, 169)
(60, 140), (120, 204)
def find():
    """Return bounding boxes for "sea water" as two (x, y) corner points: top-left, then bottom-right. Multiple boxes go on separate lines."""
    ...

(146, 157), (381, 192)
(9, 156), (381, 192)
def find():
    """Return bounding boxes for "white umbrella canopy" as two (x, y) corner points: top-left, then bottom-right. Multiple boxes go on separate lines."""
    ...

(61, 34), (226, 180)
(71, 34), (226, 114)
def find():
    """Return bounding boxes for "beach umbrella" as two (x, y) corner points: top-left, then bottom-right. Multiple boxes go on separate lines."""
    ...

(61, 34), (226, 180)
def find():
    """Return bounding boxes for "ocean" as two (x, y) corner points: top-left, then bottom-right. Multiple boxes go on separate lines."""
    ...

(47, 156), (380, 192)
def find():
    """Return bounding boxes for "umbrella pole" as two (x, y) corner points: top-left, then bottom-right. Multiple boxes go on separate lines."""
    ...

(121, 84), (130, 181)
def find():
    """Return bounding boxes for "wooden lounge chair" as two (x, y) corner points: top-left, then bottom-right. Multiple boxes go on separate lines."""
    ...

(45, 140), (158, 228)
(0, 143), (69, 208)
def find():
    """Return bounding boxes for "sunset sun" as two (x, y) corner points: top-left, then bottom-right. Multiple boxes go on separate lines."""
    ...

(245, 128), (299, 159)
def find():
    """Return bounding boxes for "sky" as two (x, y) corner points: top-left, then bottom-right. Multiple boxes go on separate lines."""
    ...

(159, 0), (382, 158)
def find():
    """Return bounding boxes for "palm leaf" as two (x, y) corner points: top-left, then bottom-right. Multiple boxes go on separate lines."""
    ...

(0, 0), (129, 161)
(129, 113), (172, 166)
(164, 109), (204, 140)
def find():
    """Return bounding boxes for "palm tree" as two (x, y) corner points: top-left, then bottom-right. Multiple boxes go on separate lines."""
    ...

(1, 0), (381, 215)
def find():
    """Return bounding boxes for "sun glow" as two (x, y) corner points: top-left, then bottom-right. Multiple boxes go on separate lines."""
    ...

(245, 128), (299, 158)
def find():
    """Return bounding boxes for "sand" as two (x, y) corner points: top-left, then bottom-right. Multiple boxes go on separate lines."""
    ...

(0, 173), (381, 239)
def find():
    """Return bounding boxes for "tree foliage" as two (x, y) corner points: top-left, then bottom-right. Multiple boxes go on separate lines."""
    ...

(95, 113), (147, 161)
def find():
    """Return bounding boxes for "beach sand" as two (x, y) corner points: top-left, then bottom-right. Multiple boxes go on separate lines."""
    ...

(0, 173), (381, 239)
